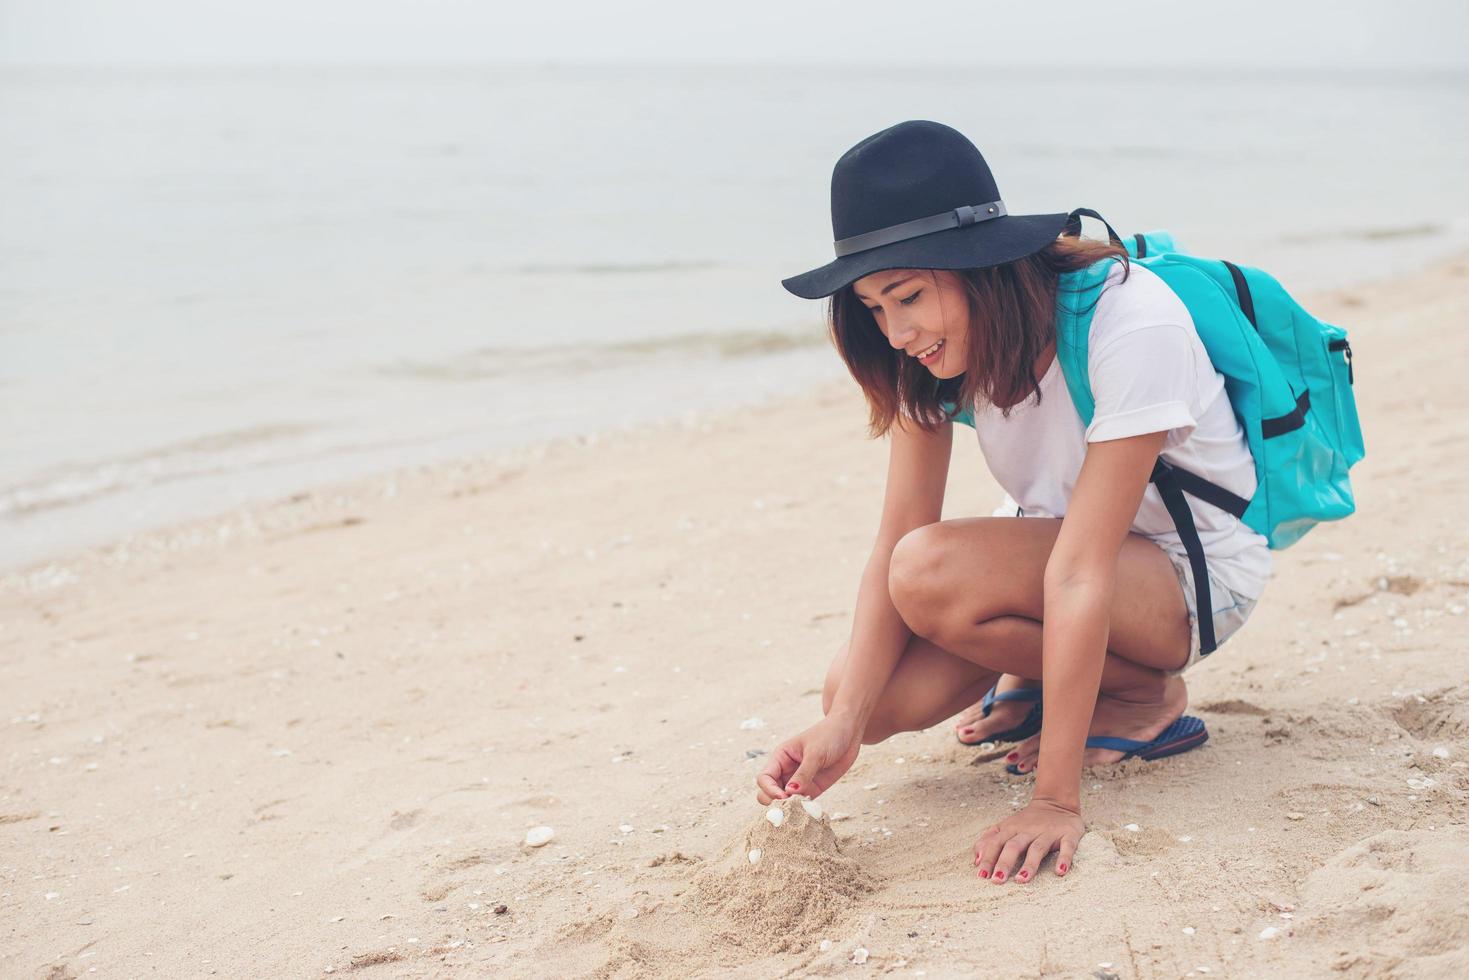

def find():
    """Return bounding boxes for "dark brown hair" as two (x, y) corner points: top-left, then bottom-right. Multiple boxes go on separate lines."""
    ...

(828, 235), (1130, 437)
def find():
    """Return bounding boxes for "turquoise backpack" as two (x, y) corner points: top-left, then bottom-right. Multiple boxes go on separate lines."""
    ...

(946, 209), (1365, 655)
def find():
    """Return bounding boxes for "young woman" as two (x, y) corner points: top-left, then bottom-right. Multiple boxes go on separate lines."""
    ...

(755, 121), (1269, 884)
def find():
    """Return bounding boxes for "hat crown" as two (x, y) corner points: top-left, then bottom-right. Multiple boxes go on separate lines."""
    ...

(830, 120), (1001, 241)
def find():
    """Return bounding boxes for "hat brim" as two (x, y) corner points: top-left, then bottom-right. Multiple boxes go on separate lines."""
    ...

(781, 211), (1072, 300)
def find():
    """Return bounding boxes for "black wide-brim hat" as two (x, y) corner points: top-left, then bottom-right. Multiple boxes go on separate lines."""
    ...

(781, 120), (1070, 300)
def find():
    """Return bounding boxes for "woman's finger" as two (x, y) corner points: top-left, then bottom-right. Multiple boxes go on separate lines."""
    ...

(991, 834), (1033, 884)
(975, 829), (1007, 879)
(759, 749), (798, 799)
(786, 748), (828, 795)
(754, 772), (785, 803)
(1016, 836), (1053, 884)
(1055, 833), (1080, 877)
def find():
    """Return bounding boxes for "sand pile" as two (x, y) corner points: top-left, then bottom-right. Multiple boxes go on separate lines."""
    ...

(1296, 828), (1469, 978)
(688, 796), (872, 953)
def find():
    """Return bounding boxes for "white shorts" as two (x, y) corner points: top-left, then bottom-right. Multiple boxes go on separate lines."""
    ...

(1157, 543), (1260, 675)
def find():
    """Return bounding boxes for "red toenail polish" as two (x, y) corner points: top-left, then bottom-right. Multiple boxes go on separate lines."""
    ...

(961, 727), (974, 735)
(1006, 752), (1018, 762)
(994, 870), (1005, 881)
(978, 869), (989, 878)
(788, 782), (799, 790)
(1018, 871), (1029, 880)
(1058, 863), (1068, 874)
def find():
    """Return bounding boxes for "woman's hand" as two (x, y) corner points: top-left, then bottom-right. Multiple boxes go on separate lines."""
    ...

(972, 796), (1085, 883)
(754, 714), (862, 805)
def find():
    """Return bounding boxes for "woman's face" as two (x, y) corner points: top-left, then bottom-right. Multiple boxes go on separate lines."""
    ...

(851, 268), (969, 379)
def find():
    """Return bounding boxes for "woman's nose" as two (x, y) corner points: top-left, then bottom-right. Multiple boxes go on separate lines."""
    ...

(887, 317), (919, 350)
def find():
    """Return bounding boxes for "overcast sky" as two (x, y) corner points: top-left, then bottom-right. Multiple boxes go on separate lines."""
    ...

(1, 0), (1466, 69)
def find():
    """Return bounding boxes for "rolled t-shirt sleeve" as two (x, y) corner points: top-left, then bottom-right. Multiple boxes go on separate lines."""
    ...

(1084, 322), (1200, 447)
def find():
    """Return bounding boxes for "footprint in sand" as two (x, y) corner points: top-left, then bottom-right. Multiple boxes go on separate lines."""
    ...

(1298, 828), (1469, 977)
(1387, 685), (1469, 742)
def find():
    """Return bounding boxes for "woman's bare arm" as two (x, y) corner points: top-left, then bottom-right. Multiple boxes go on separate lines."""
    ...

(756, 415), (955, 802)
(1034, 430), (1165, 808)
(827, 415), (954, 732)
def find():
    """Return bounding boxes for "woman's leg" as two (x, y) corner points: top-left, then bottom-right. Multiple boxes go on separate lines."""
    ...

(822, 516), (1191, 766)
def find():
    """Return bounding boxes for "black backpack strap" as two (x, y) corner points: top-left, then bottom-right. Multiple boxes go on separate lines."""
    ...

(1165, 465), (1249, 519)
(1063, 208), (1123, 247)
(1151, 459), (1217, 656)
(1222, 260), (1258, 330)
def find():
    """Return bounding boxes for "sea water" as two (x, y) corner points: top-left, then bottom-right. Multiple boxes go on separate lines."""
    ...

(3, 64), (1467, 567)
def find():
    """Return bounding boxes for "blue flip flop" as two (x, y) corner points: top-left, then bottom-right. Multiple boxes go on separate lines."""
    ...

(958, 684), (1043, 745)
(1005, 715), (1209, 774)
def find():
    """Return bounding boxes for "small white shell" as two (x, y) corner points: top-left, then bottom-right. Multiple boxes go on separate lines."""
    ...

(1123, 823), (1141, 832)
(618, 824), (634, 834)
(747, 848), (762, 865)
(800, 799), (823, 820)
(818, 939), (833, 952)
(524, 826), (554, 847)
(851, 947), (869, 964)
(1258, 926), (1281, 940)
(765, 806), (785, 828)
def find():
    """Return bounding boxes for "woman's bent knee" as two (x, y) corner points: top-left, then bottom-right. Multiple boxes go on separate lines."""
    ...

(887, 524), (950, 636)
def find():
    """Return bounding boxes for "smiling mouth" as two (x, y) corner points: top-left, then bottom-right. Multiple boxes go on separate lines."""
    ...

(914, 339), (944, 361)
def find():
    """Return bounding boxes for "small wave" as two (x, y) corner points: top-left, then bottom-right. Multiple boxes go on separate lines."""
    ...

(0, 422), (320, 518)
(509, 260), (721, 276)
(374, 327), (828, 382)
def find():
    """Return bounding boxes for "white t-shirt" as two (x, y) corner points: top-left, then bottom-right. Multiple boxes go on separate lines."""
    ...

(968, 262), (1272, 599)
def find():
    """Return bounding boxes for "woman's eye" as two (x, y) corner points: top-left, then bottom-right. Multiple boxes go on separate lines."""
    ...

(899, 290), (922, 306)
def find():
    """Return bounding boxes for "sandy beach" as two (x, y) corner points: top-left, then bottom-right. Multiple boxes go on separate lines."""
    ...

(4, 255), (1469, 979)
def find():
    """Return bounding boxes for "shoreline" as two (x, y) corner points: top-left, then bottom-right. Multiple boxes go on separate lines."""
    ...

(4, 253), (1469, 977)
(8, 249), (1469, 583)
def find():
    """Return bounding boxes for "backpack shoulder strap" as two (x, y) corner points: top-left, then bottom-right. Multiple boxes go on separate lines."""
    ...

(1053, 257), (1117, 427)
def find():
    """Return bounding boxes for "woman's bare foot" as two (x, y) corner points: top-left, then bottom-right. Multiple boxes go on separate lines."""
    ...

(953, 673), (1041, 745)
(1005, 673), (1189, 772)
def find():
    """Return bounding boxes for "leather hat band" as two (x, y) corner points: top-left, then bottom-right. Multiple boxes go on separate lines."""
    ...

(833, 200), (1008, 258)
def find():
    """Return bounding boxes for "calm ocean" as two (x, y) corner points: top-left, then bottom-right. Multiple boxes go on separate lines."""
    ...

(3, 64), (1467, 567)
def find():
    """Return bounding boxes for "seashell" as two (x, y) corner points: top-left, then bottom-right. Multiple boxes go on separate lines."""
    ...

(851, 947), (869, 964)
(1123, 823), (1140, 832)
(1286, 812), (1304, 821)
(765, 806), (785, 828)
(739, 717), (764, 731)
(818, 939), (833, 952)
(801, 799), (823, 820)
(618, 824), (634, 834)
(747, 848), (762, 865)
(1433, 746), (1451, 759)
(524, 826), (554, 847)
(1258, 926), (1281, 940)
